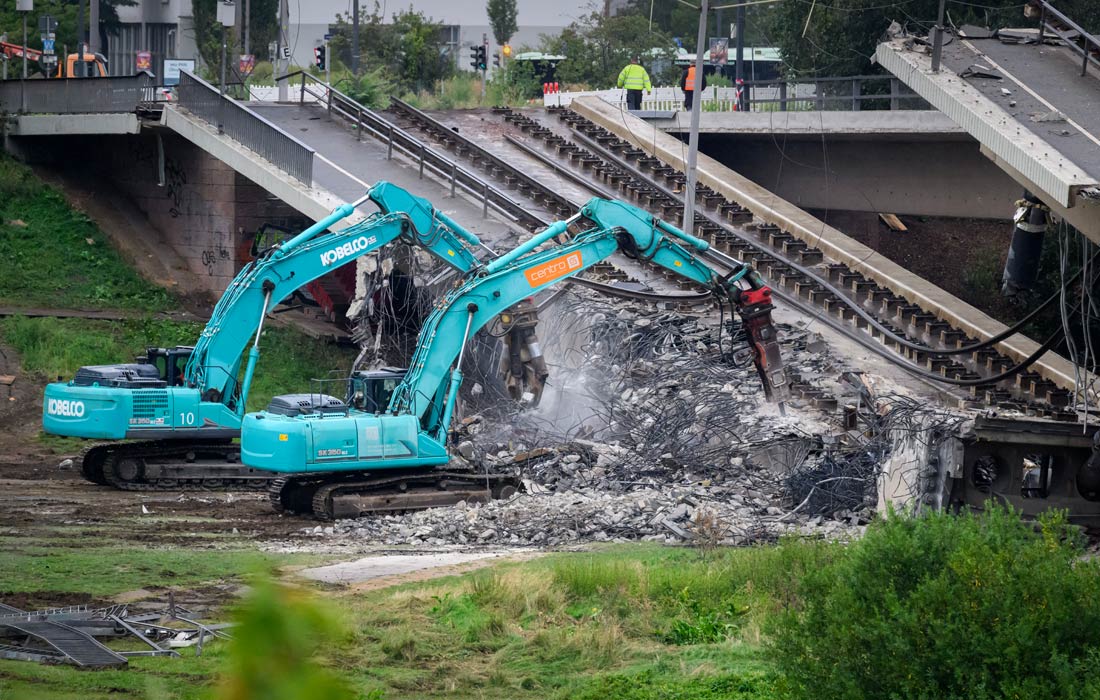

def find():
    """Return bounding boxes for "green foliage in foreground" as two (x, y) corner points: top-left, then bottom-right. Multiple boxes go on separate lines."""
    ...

(0, 153), (175, 311)
(773, 506), (1100, 700)
(220, 581), (352, 700)
(0, 316), (357, 412)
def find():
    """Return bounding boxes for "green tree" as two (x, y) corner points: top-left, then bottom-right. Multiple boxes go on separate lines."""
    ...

(772, 506), (1100, 700)
(763, 0), (1084, 77)
(0, 0), (134, 76)
(487, 0), (518, 46)
(539, 12), (675, 89)
(192, 0), (277, 82)
(328, 4), (452, 92)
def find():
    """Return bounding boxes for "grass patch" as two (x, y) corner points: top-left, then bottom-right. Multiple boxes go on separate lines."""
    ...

(0, 316), (357, 413)
(0, 153), (175, 311)
(318, 541), (832, 698)
(0, 653), (226, 700)
(0, 544), (323, 598)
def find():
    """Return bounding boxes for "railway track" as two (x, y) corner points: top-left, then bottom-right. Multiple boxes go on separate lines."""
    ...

(380, 97), (1079, 419)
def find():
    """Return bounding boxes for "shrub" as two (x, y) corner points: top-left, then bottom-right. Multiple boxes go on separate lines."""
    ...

(771, 506), (1100, 700)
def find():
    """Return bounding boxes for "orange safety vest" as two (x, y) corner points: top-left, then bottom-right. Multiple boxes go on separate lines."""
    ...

(684, 65), (697, 91)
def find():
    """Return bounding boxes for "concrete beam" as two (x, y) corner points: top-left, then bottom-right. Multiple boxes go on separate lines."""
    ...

(655, 110), (965, 138)
(10, 114), (140, 136)
(571, 95), (1082, 395)
(161, 106), (365, 227)
(875, 40), (1099, 222)
(978, 145), (1100, 242)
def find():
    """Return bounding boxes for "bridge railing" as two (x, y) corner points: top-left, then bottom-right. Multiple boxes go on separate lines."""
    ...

(175, 70), (314, 185)
(0, 72), (157, 114)
(546, 75), (926, 112)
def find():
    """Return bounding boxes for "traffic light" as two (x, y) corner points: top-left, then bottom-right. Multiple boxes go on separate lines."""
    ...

(469, 45), (479, 71)
(492, 52), (500, 68)
(313, 45), (326, 70)
(502, 44), (512, 58)
(477, 45), (487, 71)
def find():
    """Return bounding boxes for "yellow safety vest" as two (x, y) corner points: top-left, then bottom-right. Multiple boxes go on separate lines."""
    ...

(617, 64), (652, 91)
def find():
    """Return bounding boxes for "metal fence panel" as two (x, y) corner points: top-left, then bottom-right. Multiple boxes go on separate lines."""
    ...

(0, 73), (154, 114)
(175, 71), (314, 185)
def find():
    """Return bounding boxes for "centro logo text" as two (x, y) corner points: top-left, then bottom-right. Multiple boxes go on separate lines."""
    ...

(48, 399), (86, 417)
(525, 252), (583, 287)
(319, 235), (377, 267)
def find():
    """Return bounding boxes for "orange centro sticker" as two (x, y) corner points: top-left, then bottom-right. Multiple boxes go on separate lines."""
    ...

(524, 251), (583, 288)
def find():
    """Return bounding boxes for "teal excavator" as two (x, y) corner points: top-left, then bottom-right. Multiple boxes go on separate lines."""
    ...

(241, 197), (788, 519)
(41, 182), (516, 489)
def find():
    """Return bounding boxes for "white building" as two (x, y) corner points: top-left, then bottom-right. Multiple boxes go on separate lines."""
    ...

(102, 0), (600, 78)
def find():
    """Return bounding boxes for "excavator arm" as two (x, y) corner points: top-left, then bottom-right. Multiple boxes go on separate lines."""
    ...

(185, 181), (484, 414)
(241, 198), (788, 516)
(391, 197), (788, 439)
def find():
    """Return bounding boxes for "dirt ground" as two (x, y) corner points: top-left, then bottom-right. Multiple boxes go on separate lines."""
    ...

(0, 343), (310, 559)
(810, 210), (1017, 320)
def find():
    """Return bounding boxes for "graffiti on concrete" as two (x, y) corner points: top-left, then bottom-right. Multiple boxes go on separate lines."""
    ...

(200, 234), (232, 276)
(163, 158), (188, 218)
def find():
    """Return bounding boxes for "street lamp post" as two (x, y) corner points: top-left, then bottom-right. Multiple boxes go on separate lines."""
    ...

(682, 0), (709, 234)
(217, 1), (236, 97)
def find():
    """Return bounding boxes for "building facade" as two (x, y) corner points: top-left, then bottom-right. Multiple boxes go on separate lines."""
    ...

(99, 0), (594, 78)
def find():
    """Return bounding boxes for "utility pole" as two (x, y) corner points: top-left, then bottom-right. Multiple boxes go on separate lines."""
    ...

(17, 0), (31, 113)
(217, 2), (235, 97)
(89, 0), (99, 60)
(244, 0), (250, 56)
(734, 2), (745, 110)
(277, 0), (289, 101)
(682, 0), (708, 234)
(76, 0), (84, 77)
(352, 0), (360, 75)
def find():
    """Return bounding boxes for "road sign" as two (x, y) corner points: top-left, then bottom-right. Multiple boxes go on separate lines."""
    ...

(42, 38), (54, 53)
(163, 58), (195, 86)
(323, 33), (333, 40)
(280, 45), (291, 60)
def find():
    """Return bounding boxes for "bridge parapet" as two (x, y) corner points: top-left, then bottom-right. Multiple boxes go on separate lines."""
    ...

(0, 72), (156, 114)
(175, 71), (314, 185)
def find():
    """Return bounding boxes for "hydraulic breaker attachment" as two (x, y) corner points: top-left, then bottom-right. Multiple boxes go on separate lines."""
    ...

(732, 286), (789, 403)
(499, 299), (549, 405)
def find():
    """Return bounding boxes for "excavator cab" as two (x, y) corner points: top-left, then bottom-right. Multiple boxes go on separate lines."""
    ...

(138, 347), (194, 387)
(347, 368), (408, 414)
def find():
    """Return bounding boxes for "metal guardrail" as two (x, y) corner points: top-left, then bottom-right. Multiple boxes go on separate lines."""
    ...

(742, 74), (925, 111)
(175, 70), (314, 185)
(1035, 0), (1100, 76)
(0, 73), (156, 114)
(277, 70), (540, 227)
(545, 75), (924, 112)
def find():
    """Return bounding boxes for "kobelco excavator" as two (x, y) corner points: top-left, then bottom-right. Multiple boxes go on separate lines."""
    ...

(242, 196), (788, 519)
(41, 182), (520, 489)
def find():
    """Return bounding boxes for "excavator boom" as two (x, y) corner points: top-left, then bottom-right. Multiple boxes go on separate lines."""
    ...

(40, 182), (487, 490)
(243, 197), (788, 518)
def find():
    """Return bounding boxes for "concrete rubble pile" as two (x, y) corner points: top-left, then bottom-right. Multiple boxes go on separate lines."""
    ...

(309, 293), (879, 546)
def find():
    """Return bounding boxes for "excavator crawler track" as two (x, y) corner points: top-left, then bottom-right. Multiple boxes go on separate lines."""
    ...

(82, 441), (274, 491)
(274, 469), (520, 520)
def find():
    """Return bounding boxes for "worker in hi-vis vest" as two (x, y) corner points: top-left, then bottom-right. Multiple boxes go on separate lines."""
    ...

(617, 56), (652, 111)
(680, 63), (708, 110)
